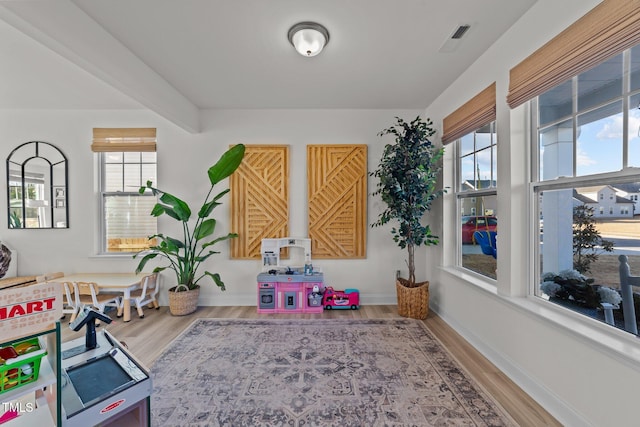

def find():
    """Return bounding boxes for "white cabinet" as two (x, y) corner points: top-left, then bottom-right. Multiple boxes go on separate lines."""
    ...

(0, 322), (61, 426)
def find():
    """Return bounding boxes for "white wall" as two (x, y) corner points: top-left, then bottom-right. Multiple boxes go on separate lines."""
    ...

(0, 108), (423, 306)
(5, 1), (640, 424)
(424, 0), (640, 425)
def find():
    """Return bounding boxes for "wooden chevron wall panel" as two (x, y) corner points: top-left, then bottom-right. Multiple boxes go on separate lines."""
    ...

(308, 145), (367, 258)
(230, 145), (289, 259)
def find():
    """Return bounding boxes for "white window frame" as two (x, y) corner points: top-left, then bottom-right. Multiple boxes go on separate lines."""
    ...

(530, 45), (640, 335)
(97, 151), (157, 255)
(454, 121), (498, 280)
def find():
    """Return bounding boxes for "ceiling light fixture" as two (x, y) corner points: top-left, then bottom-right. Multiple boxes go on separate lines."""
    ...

(288, 22), (330, 57)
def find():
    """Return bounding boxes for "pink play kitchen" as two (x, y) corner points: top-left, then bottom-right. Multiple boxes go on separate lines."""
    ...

(257, 238), (324, 313)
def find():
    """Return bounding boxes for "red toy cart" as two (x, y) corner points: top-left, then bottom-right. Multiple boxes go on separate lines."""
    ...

(322, 287), (359, 310)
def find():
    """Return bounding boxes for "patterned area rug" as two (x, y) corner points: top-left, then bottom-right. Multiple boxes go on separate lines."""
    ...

(151, 319), (516, 426)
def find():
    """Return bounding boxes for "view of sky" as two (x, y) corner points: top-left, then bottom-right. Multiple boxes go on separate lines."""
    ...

(577, 107), (640, 176)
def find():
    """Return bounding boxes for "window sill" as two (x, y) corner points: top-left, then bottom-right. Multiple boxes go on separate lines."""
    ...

(439, 266), (640, 370)
(509, 296), (640, 369)
(89, 253), (137, 259)
(441, 266), (498, 294)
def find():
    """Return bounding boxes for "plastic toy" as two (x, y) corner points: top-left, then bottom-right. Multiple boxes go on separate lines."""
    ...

(322, 287), (359, 310)
(307, 284), (323, 307)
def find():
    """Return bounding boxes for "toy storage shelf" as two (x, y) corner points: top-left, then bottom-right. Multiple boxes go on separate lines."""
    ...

(0, 323), (61, 427)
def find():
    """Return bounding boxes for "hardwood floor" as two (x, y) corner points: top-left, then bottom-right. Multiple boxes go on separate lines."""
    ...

(60, 305), (560, 426)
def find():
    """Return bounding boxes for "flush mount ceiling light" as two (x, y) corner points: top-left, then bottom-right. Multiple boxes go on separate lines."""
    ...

(288, 22), (330, 57)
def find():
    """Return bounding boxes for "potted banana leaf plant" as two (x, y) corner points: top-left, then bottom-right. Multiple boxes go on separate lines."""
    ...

(371, 116), (445, 319)
(134, 144), (245, 315)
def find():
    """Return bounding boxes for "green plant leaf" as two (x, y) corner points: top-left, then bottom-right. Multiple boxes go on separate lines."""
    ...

(197, 189), (230, 218)
(165, 236), (184, 249)
(150, 204), (165, 217)
(207, 144), (245, 186)
(198, 200), (222, 218)
(195, 250), (220, 262)
(202, 233), (238, 249)
(204, 272), (226, 291)
(195, 218), (216, 240)
(159, 192), (191, 221)
(213, 188), (231, 201)
(134, 252), (158, 273)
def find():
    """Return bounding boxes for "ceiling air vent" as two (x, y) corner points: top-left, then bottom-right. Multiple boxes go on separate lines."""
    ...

(439, 24), (471, 53)
(451, 25), (470, 40)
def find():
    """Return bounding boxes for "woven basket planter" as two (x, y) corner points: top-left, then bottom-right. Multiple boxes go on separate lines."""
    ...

(168, 285), (200, 316)
(396, 279), (429, 320)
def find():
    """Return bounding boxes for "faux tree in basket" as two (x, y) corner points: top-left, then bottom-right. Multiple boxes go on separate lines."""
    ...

(371, 116), (445, 319)
(134, 144), (245, 315)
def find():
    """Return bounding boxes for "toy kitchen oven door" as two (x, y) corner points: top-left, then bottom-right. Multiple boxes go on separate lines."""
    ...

(258, 282), (276, 310)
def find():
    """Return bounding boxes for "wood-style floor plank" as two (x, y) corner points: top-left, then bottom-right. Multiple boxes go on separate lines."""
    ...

(60, 305), (560, 426)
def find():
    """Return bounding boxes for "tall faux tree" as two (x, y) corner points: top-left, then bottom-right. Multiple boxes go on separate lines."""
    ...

(371, 116), (445, 286)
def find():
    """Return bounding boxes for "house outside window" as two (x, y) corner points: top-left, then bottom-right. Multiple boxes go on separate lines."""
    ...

(93, 128), (158, 254)
(457, 121), (497, 279)
(532, 44), (640, 335)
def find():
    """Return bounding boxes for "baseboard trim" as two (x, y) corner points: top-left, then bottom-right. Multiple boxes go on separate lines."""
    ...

(430, 302), (590, 427)
(195, 292), (397, 307)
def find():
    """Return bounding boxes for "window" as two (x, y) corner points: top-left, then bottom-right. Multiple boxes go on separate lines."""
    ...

(533, 44), (640, 336)
(442, 82), (497, 279)
(93, 128), (158, 254)
(457, 121), (498, 279)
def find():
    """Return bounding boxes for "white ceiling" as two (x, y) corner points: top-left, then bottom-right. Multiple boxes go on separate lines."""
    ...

(0, 0), (537, 132)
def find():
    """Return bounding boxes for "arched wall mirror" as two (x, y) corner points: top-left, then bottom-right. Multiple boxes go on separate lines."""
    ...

(6, 141), (68, 229)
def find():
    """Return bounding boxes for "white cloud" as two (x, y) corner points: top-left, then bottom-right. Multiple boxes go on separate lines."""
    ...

(596, 116), (622, 139)
(593, 113), (640, 140)
(576, 142), (596, 167)
(576, 150), (596, 167)
(629, 114), (640, 141)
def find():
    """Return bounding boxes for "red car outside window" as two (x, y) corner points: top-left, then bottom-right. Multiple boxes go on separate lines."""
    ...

(461, 216), (497, 244)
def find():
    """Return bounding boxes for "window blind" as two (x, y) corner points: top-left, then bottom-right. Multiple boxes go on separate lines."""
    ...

(442, 82), (496, 145)
(91, 128), (156, 152)
(507, 0), (640, 109)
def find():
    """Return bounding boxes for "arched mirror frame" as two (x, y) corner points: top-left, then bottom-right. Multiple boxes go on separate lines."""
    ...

(6, 141), (68, 229)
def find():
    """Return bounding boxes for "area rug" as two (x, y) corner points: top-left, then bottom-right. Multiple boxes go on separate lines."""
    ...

(151, 319), (516, 426)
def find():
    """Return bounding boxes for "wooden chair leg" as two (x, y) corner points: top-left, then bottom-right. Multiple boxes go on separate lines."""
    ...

(136, 301), (144, 318)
